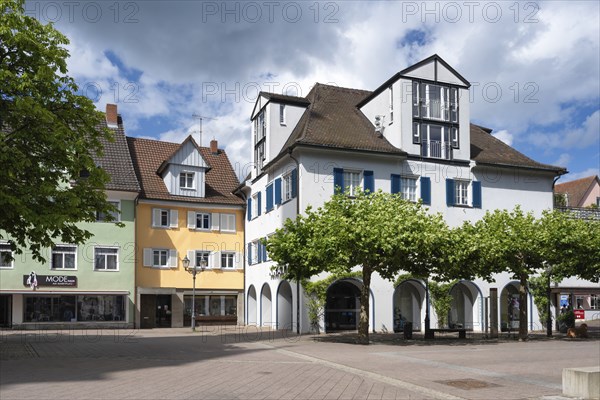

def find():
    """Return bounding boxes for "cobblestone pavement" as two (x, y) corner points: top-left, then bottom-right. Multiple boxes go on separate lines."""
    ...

(0, 327), (598, 400)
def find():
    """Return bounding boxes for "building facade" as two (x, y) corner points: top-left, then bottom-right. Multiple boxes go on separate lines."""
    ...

(127, 136), (245, 328)
(241, 55), (598, 334)
(0, 104), (140, 328)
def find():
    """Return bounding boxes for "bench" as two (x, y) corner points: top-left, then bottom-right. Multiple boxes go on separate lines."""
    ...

(429, 328), (468, 339)
(194, 315), (237, 326)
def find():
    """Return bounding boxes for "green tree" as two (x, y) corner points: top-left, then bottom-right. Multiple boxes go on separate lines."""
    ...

(267, 190), (451, 344)
(1, 0), (116, 261)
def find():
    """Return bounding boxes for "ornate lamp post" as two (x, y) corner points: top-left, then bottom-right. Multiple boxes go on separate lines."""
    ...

(183, 256), (207, 332)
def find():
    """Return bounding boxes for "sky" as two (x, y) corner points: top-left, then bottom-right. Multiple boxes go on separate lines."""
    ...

(26, 0), (600, 182)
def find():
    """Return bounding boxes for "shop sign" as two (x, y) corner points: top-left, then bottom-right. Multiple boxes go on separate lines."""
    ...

(574, 309), (585, 320)
(23, 273), (77, 288)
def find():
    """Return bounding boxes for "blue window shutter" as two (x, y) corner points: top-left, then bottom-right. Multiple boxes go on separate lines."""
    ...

(472, 181), (482, 208)
(421, 177), (431, 205)
(291, 168), (298, 198)
(391, 174), (401, 194)
(263, 238), (268, 261)
(247, 198), (252, 221)
(257, 192), (262, 216)
(333, 168), (344, 193)
(247, 243), (252, 265)
(446, 179), (455, 207)
(274, 178), (282, 205)
(266, 184), (273, 211)
(364, 170), (374, 193)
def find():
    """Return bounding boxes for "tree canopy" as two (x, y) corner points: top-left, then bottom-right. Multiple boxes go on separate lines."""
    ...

(1, 0), (116, 261)
(267, 189), (453, 343)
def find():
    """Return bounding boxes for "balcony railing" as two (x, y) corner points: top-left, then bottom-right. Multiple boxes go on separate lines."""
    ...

(555, 206), (600, 220)
(422, 140), (451, 160)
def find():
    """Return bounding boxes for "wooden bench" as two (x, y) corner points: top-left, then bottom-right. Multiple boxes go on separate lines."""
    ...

(429, 328), (468, 339)
(194, 315), (237, 326)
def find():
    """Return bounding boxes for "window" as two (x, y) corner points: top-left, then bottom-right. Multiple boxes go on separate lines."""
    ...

(255, 141), (266, 170)
(153, 249), (169, 268)
(0, 243), (13, 268)
(195, 251), (210, 268)
(596, 197), (600, 207)
(220, 214), (236, 232)
(280, 104), (286, 125)
(152, 208), (177, 228)
(94, 247), (118, 271)
(420, 124), (452, 159)
(251, 241), (259, 264)
(254, 111), (267, 171)
(51, 246), (76, 269)
(591, 295), (598, 310)
(576, 296), (584, 309)
(221, 252), (235, 269)
(97, 201), (120, 222)
(400, 177), (417, 202)
(455, 180), (469, 206)
(196, 213), (210, 230)
(343, 171), (361, 196)
(282, 172), (293, 202)
(180, 172), (195, 189)
(252, 193), (259, 218)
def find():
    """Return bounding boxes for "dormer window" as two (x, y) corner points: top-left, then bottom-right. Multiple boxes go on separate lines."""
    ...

(413, 80), (459, 160)
(279, 104), (286, 125)
(180, 171), (195, 190)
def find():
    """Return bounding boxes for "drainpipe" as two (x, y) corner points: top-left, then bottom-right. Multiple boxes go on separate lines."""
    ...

(235, 185), (248, 326)
(288, 148), (301, 335)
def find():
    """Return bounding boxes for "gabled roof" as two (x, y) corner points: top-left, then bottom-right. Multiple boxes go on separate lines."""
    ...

(555, 175), (600, 207)
(156, 135), (209, 175)
(251, 91), (310, 120)
(470, 124), (566, 173)
(277, 83), (406, 157)
(94, 115), (140, 193)
(126, 137), (244, 205)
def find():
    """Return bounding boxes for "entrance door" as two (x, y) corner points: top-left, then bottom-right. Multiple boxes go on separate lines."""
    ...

(0, 295), (11, 327)
(325, 281), (361, 332)
(140, 295), (156, 329)
(155, 295), (172, 328)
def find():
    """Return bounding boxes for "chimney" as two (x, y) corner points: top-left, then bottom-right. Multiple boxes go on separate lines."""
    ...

(210, 139), (218, 154)
(106, 104), (118, 128)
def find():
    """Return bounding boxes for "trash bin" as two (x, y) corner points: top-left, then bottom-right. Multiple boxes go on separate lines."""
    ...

(403, 322), (413, 339)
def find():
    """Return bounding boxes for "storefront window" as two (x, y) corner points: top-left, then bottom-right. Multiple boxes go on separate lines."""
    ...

(23, 295), (125, 322)
(184, 295), (237, 317)
(224, 296), (236, 316)
(209, 297), (221, 316)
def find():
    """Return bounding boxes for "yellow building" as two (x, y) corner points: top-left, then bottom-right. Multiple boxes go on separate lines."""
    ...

(127, 136), (245, 328)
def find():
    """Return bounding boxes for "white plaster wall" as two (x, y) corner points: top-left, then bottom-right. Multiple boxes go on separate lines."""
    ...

(268, 103), (306, 161)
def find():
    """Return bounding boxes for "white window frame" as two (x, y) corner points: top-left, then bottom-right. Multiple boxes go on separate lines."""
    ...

(389, 86), (394, 124)
(153, 249), (169, 268)
(221, 252), (235, 269)
(195, 251), (211, 269)
(180, 171), (195, 190)
(94, 247), (119, 271)
(251, 241), (259, 264)
(343, 171), (361, 197)
(220, 213), (236, 233)
(590, 294), (598, 310)
(282, 172), (293, 202)
(252, 193), (259, 219)
(51, 245), (77, 270)
(400, 177), (418, 202)
(279, 104), (286, 125)
(196, 213), (211, 230)
(455, 180), (470, 206)
(0, 242), (14, 269)
(152, 208), (178, 228)
(97, 200), (121, 222)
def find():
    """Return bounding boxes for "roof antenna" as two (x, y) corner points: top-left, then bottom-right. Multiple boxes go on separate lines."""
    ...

(192, 114), (217, 146)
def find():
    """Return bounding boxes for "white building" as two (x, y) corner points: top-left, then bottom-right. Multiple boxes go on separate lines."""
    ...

(239, 55), (597, 334)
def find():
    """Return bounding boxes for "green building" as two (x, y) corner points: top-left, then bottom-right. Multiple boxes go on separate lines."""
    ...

(0, 104), (140, 328)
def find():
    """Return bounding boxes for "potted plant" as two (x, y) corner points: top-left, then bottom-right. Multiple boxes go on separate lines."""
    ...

(557, 309), (575, 333)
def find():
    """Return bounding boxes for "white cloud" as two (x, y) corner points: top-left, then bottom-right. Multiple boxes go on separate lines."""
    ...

(492, 130), (513, 146)
(553, 153), (571, 168)
(562, 168), (600, 181)
(527, 110), (600, 150)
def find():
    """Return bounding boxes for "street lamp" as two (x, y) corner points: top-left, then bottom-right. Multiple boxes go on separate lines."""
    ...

(183, 256), (207, 332)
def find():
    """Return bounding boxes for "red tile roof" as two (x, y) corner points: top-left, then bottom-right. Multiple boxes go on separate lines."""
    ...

(555, 175), (600, 207)
(126, 136), (244, 205)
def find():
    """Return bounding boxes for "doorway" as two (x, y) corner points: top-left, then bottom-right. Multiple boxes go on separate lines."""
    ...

(0, 295), (11, 327)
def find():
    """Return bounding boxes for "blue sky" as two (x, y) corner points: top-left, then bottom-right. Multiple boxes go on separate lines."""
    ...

(28, 0), (599, 181)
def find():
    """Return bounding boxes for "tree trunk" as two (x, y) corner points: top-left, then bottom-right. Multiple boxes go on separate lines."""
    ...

(358, 268), (372, 344)
(519, 273), (529, 341)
